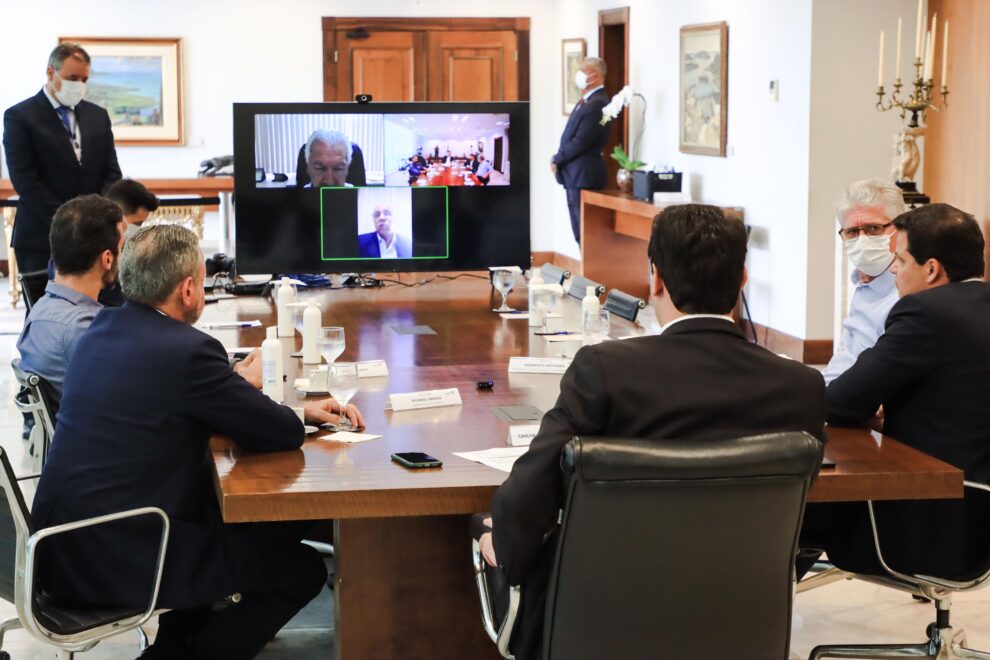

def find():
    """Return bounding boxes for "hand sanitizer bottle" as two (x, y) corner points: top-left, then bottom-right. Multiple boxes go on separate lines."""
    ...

(262, 326), (284, 402)
(276, 277), (296, 337)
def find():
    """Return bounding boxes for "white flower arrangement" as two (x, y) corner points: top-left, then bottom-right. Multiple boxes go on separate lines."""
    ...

(600, 85), (635, 125)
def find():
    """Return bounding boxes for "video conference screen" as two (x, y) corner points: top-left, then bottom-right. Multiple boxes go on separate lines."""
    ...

(233, 102), (530, 274)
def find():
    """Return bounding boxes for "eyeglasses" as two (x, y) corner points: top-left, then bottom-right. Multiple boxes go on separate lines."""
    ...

(838, 222), (893, 241)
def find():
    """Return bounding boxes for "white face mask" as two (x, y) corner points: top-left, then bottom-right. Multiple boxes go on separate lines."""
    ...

(844, 233), (894, 277)
(53, 72), (86, 107)
(574, 70), (589, 90)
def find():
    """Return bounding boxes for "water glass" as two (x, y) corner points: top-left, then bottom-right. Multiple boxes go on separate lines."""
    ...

(492, 269), (516, 312)
(582, 309), (611, 341)
(319, 327), (345, 369)
(329, 362), (359, 430)
(532, 287), (557, 333)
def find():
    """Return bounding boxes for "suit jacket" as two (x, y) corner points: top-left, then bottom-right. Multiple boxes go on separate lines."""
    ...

(31, 302), (305, 608)
(553, 88), (611, 190)
(357, 231), (411, 258)
(492, 318), (826, 658)
(3, 90), (121, 252)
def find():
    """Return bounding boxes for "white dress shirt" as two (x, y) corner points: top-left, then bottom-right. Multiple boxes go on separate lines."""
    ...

(378, 233), (399, 259)
(659, 314), (735, 335)
(822, 267), (898, 384)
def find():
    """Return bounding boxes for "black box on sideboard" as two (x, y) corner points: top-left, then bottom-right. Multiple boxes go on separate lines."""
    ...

(632, 171), (682, 202)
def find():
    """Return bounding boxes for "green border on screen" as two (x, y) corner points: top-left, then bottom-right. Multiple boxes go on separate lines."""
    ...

(319, 186), (450, 261)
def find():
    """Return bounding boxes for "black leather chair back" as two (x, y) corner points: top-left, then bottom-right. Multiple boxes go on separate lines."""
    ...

(0, 446), (34, 606)
(539, 263), (570, 286)
(603, 288), (646, 322)
(565, 274), (605, 300)
(11, 359), (59, 468)
(543, 432), (823, 660)
(18, 270), (49, 312)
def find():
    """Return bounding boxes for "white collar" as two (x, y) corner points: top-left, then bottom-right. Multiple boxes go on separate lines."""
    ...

(659, 314), (735, 334)
(42, 85), (66, 110)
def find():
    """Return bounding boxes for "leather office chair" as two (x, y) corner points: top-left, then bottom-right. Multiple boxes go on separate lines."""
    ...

(539, 263), (570, 286)
(602, 289), (647, 322)
(10, 359), (58, 473)
(564, 274), (605, 300)
(0, 445), (169, 659)
(473, 432), (823, 659)
(808, 483), (990, 659)
(17, 270), (49, 312)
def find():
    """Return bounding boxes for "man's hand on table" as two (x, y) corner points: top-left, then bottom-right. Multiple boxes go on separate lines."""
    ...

(233, 349), (263, 388)
(304, 398), (365, 429)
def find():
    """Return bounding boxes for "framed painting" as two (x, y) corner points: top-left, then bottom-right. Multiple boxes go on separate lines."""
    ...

(679, 22), (728, 156)
(562, 38), (587, 116)
(58, 37), (184, 145)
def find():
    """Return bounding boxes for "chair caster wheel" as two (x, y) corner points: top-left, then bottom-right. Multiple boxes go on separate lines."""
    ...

(914, 594), (932, 604)
(0, 650), (11, 659)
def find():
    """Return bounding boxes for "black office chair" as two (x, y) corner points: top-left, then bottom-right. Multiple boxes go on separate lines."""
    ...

(17, 269), (49, 312)
(564, 274), (605, 300)
(808, 483), (990, 659)
(539, 263), (570, 286)
(602, 289), (647, 322)
(10, 359), (59, 472)
(0, 445), (169, 659)
(473, 432), (823, 659)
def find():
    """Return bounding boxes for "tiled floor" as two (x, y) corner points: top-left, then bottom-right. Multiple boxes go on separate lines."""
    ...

(0, 291), (987, 659)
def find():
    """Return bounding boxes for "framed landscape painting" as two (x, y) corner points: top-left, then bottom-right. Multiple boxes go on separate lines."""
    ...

(59, 37), (184, 145)
(561, 38), (587, 116)
(679, 22), (728, 156)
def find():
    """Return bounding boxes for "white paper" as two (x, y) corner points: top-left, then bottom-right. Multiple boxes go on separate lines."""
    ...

(453, 446), (528, 472)
(508, 356), (571, 374)
(202, 320), (262, 329)
(386, 388), (462, 411)
(508, 425), (540, 447)
(488, 265), (523, 273)
(322, 431), (382, 443)
(225, 346), (261, 354)
(543, 334), (582, 342)
(357, 360), (389, 377)
(499, 312), (529, 320)
(293, 378), (330, 394)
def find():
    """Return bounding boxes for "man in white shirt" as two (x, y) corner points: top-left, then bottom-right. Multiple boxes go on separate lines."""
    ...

(822, 179), (905, 384)
(357, 204), (412, 259)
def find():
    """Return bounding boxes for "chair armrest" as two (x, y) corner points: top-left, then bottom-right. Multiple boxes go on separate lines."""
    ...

(22, 507), (170, 639)
(471, 538), (519, 659)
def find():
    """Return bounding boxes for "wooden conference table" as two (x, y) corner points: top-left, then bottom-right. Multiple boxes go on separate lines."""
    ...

(206, 278), (962, 660)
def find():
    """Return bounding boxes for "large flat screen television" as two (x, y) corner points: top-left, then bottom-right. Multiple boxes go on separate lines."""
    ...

(232, 102), (530, 275)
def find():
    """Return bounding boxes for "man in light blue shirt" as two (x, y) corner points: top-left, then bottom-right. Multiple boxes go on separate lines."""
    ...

(17, 194), (124, 397)
(822, 179), (905, 384)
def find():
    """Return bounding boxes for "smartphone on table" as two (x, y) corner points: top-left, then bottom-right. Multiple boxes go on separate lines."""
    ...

(391, 452), (443, 469)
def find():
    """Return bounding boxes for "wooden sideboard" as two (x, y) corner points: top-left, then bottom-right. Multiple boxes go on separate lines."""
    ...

(580, 189), (743, 299)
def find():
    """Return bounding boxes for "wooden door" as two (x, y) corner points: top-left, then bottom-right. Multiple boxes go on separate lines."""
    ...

(427, 31), (519, 101)
(332, 31), (422, 102)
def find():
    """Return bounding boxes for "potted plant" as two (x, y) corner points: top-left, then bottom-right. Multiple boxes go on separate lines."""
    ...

(610, 145), (644, 193)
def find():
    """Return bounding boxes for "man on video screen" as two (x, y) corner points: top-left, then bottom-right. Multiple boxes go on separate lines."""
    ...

(357, 204), (411, 259)
(304, 129), (352, 188)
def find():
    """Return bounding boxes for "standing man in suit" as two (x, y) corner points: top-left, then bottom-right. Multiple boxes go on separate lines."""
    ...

(551, 57), (612, 245)
(480, 204), (826, 659)
(357, 203), (411, 258)
(4, 43), (121, 273)
(32, 224), (365, 660)
(801, 203), (990, 580)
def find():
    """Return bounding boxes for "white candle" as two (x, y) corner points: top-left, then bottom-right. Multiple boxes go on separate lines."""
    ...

(878, 31), (885, 87)
(896, 17), (903, 80)
(941, 21), (949, 85)
(922, 31), (932, 79)
(927, 28), (935, 79)
(915, 0), (923, 58)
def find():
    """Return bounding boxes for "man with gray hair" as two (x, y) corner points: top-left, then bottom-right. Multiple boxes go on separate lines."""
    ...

(304, 128), (352, 188)
(551, 56), (611, 244)
(3, 43), (121, 273)
(822, 178), (906, 383)
(31, 224), (364, 659)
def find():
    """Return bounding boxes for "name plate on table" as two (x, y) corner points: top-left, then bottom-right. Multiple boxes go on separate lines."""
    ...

(357, 360), (389, 378)
(508, 357), (571, 374)
(508, 424), (540, 447)
(386, 388), (462, 411)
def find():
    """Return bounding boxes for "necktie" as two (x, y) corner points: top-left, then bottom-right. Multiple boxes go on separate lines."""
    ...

(56, 106), (72, 134)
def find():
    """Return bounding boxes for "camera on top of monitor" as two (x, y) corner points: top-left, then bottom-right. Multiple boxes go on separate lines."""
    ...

(355, 94), (373, 104)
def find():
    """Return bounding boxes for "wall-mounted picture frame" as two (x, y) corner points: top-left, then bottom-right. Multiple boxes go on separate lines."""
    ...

(58, 36), (184, 145)
(562, 38), (587, 116)
(679, 22), (728, 157)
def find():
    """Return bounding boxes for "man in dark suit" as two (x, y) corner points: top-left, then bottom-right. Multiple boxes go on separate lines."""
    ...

(357, 203), (412, 258)
(801, 203), (990, 580)
(31, 224), (364, 660)
(552, 56), (612, 245)
(480, 204), (826, 659)
(3, 43), (121, 273)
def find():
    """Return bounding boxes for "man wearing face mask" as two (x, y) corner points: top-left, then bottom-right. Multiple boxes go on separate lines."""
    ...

(821, 179), (906, 384)
(3, 43), (121, 275)
(551, 57), (611, 245)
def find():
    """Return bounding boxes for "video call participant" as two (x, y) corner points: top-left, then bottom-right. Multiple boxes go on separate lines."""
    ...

(480, 204), (826, 659)
(303, 128), (353, 188)
(475, 155), (493, 186)
(32, 224), (365, 660)
(3, 43), (122, 273)
(801, 203), (990, 581)
(357, 204), (411, 259)
(17, 194), (122, 399)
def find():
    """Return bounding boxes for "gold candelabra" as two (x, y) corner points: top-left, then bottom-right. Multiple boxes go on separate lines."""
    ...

(876, 57), (949, 128)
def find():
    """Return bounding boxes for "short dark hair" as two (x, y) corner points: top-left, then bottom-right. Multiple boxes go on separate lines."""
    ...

(892, 203), (984, 282)
(48, 43), (91, 70)
(648, 204), (747, 314)
(50, 195), (123, 276)
(107, 178), (159, 214)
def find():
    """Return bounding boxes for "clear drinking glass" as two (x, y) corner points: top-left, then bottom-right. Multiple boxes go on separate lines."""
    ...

(532, 286), (557, 334)
(319, 327), (346, 370)
(329, 362), (359, 430)
(492, 269), (516, 312)
(583, 309), (611, 342)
